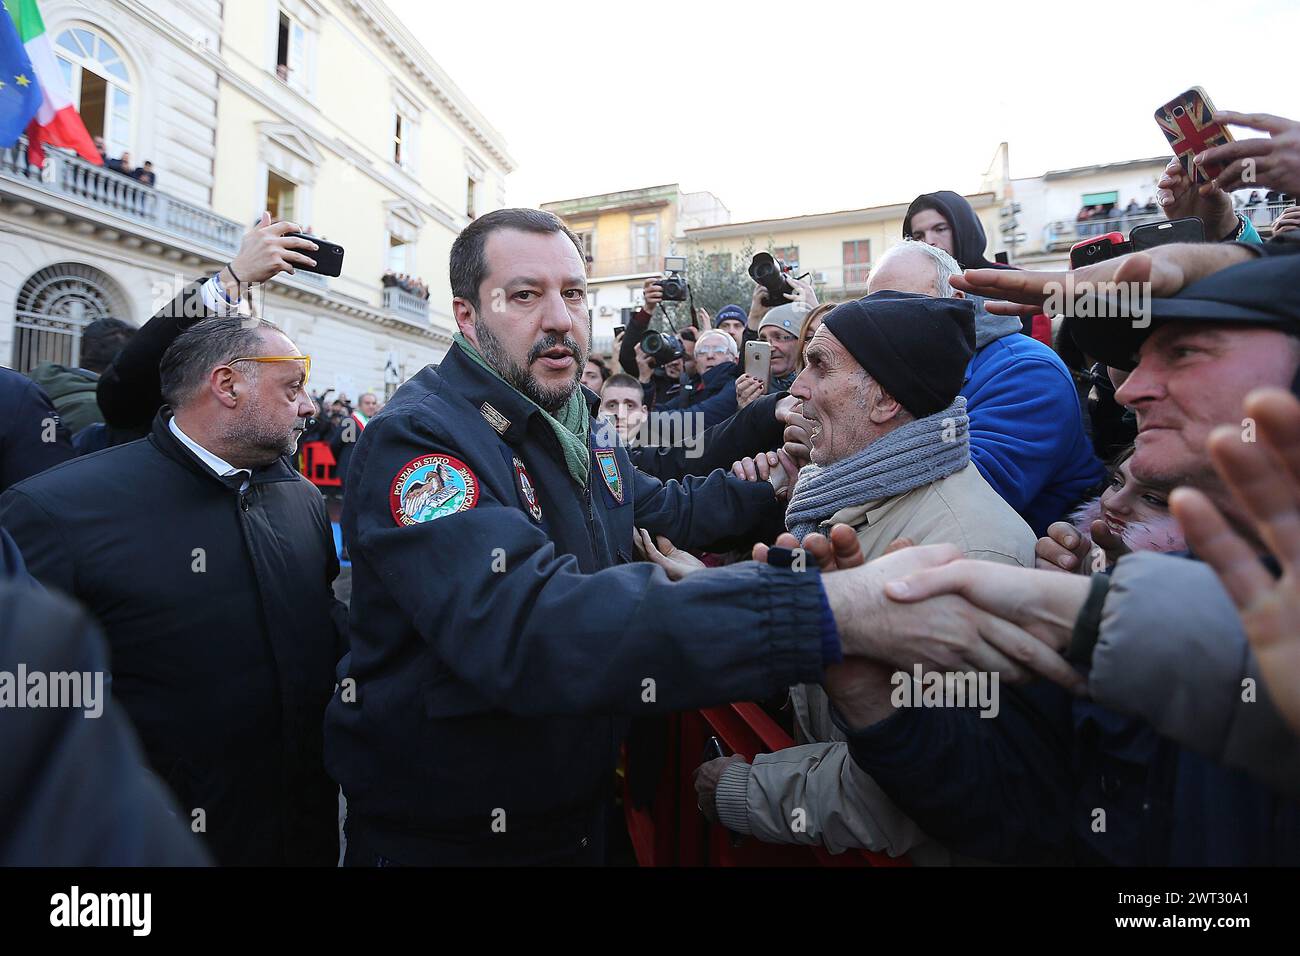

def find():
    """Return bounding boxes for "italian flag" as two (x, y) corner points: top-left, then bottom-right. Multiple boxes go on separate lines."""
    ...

(7, 0), (100, 166)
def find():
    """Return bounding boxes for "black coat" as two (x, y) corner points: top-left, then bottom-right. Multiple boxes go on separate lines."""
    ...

(0, 412), (347, 865)
(629, 389), (787, 482)
(0, 368), (74, 493)
(0, 580), (210, 865)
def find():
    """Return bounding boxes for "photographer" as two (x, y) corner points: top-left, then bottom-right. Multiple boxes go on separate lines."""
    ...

(620, 275), (692, 410)
(656, 329), (740, 428)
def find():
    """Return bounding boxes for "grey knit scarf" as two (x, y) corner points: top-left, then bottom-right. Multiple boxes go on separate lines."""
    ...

(785, 397), (970, 542)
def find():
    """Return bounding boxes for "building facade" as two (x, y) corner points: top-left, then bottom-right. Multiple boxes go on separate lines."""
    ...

(1, 0), (512, 402)
(681, 194), (1002, 303)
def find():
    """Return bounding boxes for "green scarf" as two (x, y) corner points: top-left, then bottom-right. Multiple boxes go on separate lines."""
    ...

(454, 333), (590, 486)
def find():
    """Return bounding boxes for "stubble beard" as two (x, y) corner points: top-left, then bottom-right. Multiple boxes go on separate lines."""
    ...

(475, 316), (586, 414)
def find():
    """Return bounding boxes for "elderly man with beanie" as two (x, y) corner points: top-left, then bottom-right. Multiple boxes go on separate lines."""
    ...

(697, 290), (1035, 858)
(867, 240), (1105, 536)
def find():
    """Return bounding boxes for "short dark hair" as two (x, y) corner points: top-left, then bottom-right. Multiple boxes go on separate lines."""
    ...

(449, 207), (583, 312)
(159, 317), (285, 409)
(586, 355), (609, 381)
(602, 372), (643, 397)
(79, 317), (136, 373)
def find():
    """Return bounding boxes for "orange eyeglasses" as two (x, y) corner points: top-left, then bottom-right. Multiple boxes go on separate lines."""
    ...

(227, 354), (312, 389)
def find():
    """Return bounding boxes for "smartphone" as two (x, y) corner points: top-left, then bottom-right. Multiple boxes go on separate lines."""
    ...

(612, 325), (625, 338)
(1070, 232), (1131, 269)
(744, 340), (771, 382)
(1130, 217), (1205, 251)
(702, 736), (726, 763)
(287, 233), (344, 277)
(1154, 87), (1233, 185)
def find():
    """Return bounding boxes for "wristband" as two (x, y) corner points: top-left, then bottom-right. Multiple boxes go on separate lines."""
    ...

(1066, 573), (1111, 667)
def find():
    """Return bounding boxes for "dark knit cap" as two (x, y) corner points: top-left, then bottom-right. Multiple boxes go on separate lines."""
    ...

(822, 291), (976, 417)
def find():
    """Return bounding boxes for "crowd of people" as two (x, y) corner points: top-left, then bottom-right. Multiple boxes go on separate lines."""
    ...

(381, 269), (431, 299)
(1, 103), (1299, 869)
(94, 136), (156, 187)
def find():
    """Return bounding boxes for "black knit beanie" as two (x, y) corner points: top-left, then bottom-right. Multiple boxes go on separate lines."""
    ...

(821, 291), (976, 417)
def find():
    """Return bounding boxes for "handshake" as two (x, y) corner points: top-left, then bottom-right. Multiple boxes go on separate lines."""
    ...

(641, 517), (1095, 733)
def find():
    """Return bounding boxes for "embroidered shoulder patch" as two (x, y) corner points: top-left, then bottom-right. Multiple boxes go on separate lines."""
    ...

(390, 454), (479, 526)
(594, 448), (624, 505)
(513, 457), (543, 521)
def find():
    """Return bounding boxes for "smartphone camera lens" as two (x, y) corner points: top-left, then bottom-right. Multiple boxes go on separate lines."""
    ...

(1173, 106), (1184, 117)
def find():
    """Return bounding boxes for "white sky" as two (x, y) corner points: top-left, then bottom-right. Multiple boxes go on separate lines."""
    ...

(392, 0), (1300, 222)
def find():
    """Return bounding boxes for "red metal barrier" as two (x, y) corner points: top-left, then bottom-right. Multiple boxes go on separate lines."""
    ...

(624, 703), (910, 867)
(301, 441), (341, 488)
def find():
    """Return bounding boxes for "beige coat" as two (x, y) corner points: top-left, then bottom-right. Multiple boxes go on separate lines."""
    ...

(715, 464), (1035, 860)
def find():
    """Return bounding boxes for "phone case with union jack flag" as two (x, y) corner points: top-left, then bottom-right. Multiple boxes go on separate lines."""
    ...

(1154, 87), (1234, 185)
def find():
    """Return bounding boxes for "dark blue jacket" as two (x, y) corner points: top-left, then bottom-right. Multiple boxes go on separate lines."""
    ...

(324, 344), (829, 864)
(0, 368), (74, 493)
(845, 680), (1300, 865)
(658, 360), (740, 429)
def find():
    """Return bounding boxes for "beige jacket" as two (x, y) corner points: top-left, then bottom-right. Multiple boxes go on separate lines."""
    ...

(715, 464), (1035, 860)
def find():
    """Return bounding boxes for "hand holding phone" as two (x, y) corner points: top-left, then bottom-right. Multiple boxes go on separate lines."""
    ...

(1155, 87), (1234, 184)
(744, 340), (772, 382)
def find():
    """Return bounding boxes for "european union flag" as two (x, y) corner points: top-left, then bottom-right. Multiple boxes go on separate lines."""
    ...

(0, 1), (40, 147)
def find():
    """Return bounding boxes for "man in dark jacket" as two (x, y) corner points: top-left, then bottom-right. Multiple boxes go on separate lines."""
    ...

(0, 316), (348, 866)
(28, 317), (136, 436)
(323, 208), (1020, 866)
(0, 368), (73, 493)
(655, 329), (739, 428)
(0, 579), (210, 866)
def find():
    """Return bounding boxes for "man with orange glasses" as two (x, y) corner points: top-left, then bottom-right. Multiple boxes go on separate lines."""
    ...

(0, 316), (349, 867)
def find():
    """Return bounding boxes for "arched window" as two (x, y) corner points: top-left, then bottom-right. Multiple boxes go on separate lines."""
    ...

(54, 27), (134, 159)
(12, 264), (130, 372)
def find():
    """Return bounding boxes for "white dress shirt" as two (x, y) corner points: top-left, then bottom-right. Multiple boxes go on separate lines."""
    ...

(169, 417), (251, 489)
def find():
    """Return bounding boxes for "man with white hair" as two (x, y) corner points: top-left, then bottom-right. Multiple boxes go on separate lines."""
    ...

(867, 241), (1104, 535)
(655, 327), (741, 428)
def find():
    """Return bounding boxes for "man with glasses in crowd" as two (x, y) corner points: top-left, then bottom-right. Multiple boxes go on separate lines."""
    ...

(0, 315), (349, 867)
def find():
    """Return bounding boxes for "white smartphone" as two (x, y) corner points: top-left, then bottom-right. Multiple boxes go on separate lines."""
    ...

(744, 340), (771, 382)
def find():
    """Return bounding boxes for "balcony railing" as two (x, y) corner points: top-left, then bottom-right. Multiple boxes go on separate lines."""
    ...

(587, 255), (661, 278)
(383, 285), (429, 324)
(1045, 203), (1294, 250)
(1, 138), (243, 254)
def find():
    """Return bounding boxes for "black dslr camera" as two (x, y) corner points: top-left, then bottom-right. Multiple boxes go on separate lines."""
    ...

(749, 251), (794, 307)
(641, 329), (684, 367)
(659, 256), (688, 302)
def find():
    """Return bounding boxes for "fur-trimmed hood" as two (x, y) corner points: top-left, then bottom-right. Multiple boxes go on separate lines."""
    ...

(1068, 494), (1186, 555)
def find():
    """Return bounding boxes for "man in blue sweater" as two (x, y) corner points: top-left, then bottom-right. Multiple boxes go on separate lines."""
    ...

(869, 233), (1104, 534)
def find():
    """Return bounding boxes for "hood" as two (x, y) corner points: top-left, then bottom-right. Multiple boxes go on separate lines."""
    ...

(27, 364), (98, 401)
(903, 190), (1000, 271)
(968, 293), (1024, 349)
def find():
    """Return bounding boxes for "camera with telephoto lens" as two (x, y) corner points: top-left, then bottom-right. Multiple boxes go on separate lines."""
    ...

(749, 251), (794, 307)
(640, 330), (684, 368)
(659, 255), (688, 302)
